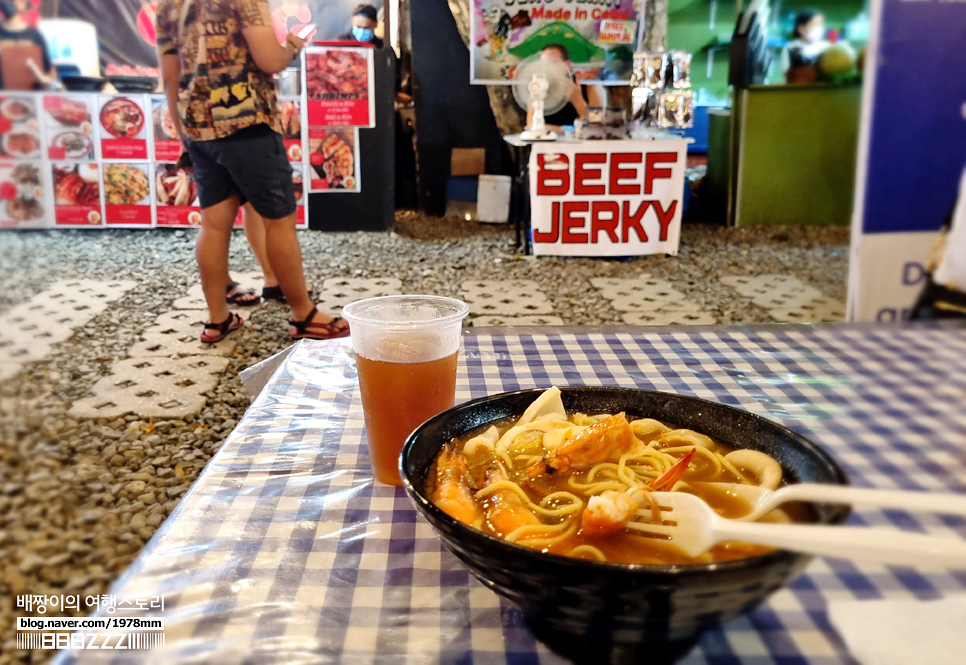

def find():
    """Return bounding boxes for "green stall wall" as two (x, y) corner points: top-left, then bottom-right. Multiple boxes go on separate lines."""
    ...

(667, 0), (867, 100)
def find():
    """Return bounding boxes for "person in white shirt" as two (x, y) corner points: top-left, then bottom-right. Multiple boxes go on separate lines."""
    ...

(781, 10), (830, 84)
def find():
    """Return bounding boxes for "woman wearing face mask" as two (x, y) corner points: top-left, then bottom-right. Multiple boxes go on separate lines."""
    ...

(339, 4), (383, 49)
(0, 0), (55, 89)
(781, 10), (830, 84)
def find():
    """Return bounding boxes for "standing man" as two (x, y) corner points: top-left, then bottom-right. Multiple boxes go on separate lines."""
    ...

(339, 4), (383, 48)
(156, 0), (349, 343)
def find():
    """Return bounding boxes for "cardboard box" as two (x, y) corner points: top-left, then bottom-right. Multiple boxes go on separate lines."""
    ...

(451, 148), (486, 176)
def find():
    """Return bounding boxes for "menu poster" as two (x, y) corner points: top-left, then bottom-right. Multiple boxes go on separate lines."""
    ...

(0, 162), (46, 228)
(0, 95), (42, 160)
(52, 162), (103, 226)
(303, 47), (375, 129)
(307, 128), (360, 193)
(44, 95), (96, 161)
(103, 163), (152, 226)
(292, 164), (306, 225)
(154, 163), (200, 226)
(99, 95), (148, 160)
(151, 96), (182, 163)
(278, 97), (304, 162)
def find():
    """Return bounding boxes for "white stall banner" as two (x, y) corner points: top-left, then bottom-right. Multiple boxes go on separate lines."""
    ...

(528, 140), (687, 257)
(848, 232), (940, 322)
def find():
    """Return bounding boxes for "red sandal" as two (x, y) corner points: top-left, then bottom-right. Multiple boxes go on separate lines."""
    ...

(289, 306), (350, 340)
(201, 312), (244, 343)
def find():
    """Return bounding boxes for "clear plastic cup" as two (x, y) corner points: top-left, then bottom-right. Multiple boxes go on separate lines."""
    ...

(342, 295), (469, 486)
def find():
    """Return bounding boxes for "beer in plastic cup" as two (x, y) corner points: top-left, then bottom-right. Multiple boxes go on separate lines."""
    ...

(342, 295), (469, 486)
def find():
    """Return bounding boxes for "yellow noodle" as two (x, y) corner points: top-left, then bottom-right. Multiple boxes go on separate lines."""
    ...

(566, 475), (626, 494)
(719, 456), (752, 483)
(507, 519), (578, 548)
(463, 438), (494, 455)
(660, 445), (725, 476)
(475, 481), (582, 517)
(568, 544), (607, 561)
(494, 450), (515, 470)
(512, 453), (545, 467)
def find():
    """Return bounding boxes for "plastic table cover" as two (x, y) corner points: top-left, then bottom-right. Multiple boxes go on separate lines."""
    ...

(58, 324), (966, 664)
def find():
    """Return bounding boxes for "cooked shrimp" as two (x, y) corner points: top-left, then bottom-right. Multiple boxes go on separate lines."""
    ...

(582, 487), (650, 536)
(481, 463), (541, 537)
(526, 413), (635, 478)
(581, 448), (698, 536)
(431, 446), (482, 526)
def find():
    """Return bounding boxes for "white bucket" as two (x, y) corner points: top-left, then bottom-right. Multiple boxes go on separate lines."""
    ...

(476, 174), (511, 224)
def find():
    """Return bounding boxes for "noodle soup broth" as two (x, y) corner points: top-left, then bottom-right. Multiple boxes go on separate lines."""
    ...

(427, 400), (807, 566)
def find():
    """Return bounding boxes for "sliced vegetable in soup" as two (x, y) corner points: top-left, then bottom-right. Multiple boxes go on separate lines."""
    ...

(426, 387), (802, 565)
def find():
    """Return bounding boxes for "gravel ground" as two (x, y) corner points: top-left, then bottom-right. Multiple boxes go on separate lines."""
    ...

(0, 214), (850, 663)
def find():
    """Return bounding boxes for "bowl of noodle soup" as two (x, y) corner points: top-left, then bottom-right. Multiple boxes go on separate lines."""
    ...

(400, 387), (848, 663)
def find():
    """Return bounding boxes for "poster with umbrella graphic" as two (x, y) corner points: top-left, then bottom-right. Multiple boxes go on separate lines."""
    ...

(470, 1), (640, 84)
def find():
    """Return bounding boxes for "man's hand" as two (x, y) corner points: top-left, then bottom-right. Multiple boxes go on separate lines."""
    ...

(283, 32), (306, 58)
(244, 26), (306, 74)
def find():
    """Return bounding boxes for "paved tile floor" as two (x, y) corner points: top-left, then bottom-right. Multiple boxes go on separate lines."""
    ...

(9, 273), (846, 419)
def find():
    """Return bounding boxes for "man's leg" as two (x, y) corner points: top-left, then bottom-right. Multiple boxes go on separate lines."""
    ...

(197, 195), (242, 332)
(262, 213), (346, 329)
(242, 203), (278, 289)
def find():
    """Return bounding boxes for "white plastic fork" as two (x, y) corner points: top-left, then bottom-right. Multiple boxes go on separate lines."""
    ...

(627, 492), (966, 568)
(687, 482), (966, 522)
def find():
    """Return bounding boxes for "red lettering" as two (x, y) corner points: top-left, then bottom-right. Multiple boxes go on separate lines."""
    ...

(536, 154), (569, 195)
(622, 201), (650, 243)
(653, 200), (678, 241)
(533, 201), (560, 243)
(531, 7), (571, 21)
(591, 201), (620, 243)
(561, 201), (589, 243)
(609, 153), (641, 195)
(644, 152), (677, 195)
(574, 153), (606, 195)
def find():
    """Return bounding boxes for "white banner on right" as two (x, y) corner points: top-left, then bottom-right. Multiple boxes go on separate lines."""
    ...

(846, 0), (966, 322)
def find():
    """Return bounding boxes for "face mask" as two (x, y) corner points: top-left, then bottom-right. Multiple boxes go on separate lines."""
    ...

(0, 1), (19, 20)
(352, 27), (375, 43)
(806, 26), (824, 42)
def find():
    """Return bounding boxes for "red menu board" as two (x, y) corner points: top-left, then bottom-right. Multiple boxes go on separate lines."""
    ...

(154, 162), (200, 226)
(104, 163), (152, 225)
(0, 162), (46, 228)
(99, 96), (148, 160)
(44, 95), (96, 160)
(52, 162), (103, 226)
(307, 128), (359, 192)
(292, 164), (305, 225)
(303, 47), (374, 129)
(151, 96), (182, 162)
(0, 95), (42, 160)
(278, 98), (304, 162)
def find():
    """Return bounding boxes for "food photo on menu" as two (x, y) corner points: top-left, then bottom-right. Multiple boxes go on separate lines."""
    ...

(0, 163), (45, 227)
(278, 99), (303, 161)
(308, 129), (357, 191)
(292, 166), (304, 205)
(305, 49), (369, 102)
(100, 97), (145, 139)
(152, 102), (179, 142)
(104, 164), (150, 206)
(52, 162), (102, 225)
(0, 96), (41, 159)
(53, 163), (100, 206)
(46, 97), (93, 130)
(49, 130), (95, 160)
(155, 163), (199, 209)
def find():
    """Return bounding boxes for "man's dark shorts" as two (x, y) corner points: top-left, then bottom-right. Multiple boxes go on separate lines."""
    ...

(186, 124), (296, 219)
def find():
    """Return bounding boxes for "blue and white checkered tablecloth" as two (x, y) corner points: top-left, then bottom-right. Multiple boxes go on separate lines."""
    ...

(64, 325), (966, 664)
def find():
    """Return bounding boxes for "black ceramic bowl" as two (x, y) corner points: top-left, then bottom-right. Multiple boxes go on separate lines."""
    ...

(61, 75), (105, 92)
(401, 387), (849, 664)
(108, 75), (158, 93)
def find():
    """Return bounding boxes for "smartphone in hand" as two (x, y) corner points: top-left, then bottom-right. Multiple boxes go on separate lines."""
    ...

(296, 24), (317, 41)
